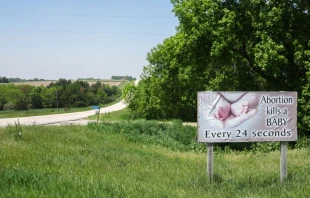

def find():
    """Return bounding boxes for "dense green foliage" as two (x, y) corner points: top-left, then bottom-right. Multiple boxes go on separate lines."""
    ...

(0, 124), (309, 197)
(0, 79), (121, 111)
(125, 0), (310, 135)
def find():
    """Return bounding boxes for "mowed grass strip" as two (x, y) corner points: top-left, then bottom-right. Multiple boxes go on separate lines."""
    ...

(0, 107), (93, 119)
(88, 108), (135, 121)
(0, 124), (309, 197)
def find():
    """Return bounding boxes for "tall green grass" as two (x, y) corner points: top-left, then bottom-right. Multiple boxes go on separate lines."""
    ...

(92, 120), (204, 152)
(0, 123), (309, 197)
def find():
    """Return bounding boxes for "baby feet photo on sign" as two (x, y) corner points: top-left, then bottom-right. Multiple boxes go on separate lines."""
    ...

(201, 92), (259, 129)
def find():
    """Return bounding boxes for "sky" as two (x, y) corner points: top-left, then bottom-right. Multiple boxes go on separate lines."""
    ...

(0, 0), (179, 80)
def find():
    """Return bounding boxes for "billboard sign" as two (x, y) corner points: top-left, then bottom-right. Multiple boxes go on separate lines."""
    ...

(197, 92), (297, 142)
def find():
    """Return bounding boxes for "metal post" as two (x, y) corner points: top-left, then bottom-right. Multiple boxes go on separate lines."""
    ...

(207, 143), (214, 181)
(280, 141), (287, 183)
(97, 108), (100, 125)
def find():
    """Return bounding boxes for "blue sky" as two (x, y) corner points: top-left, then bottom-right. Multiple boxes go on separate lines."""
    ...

(0, 0), (179, 80)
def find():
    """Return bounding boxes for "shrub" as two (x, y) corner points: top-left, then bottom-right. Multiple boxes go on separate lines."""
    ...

(15, 97), (29, 110)
(90, 120), (205, 152)
(0, 98), (6, 110)
(3, 102), (15, 110)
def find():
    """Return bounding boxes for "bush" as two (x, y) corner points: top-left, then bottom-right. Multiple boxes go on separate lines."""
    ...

(15, 97), (29, 110)
(0, 98), (6, 110)
(90, 120), (205, 152)
(3, 102), (15, 110)
(295, 136), (310, 149)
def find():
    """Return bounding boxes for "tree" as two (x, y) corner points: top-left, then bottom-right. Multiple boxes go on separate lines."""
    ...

(128, 0), (310, 134)
(0, 97), (5, 110)
(48, 78), (72, 88)
(69, 81), (89, 107)
(3, 84), (23, 102)
(85, 92), (97, 106)
(0, 85), (7, 110)
(96, 88), (107, 104)
(1, 76), (9, 83)
(30, 87), (43, 108)
(103, 84), (114, 97)
(41, 87), (57, 108)
(18, 85), (33, 108)
(112, 85), (121, 96)
(90, 81), (103, 94)
(60, 88), (73, 110)
(15, 96), (29, 110)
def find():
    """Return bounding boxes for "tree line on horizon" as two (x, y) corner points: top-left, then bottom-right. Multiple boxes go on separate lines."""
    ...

(111, 76), (136, 81)
(123, 0), (310, 136)
(0, 79), (121, 111)
(0, 76), (136, 83)
(0, 77), (49, 83)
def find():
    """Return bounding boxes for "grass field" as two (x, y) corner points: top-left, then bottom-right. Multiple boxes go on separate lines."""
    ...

(0, 122), (309, 197)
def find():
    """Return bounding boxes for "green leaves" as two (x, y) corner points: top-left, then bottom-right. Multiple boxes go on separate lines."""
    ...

(127, 0), (310, 130)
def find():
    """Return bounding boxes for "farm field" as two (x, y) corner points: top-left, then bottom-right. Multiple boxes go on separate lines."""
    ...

(11, 80), (124, 87)
(0, 122), (309, 197)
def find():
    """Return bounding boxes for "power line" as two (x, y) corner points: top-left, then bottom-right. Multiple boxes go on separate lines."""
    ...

(0, 28), (174, 36)
(0, 12), (175, 19)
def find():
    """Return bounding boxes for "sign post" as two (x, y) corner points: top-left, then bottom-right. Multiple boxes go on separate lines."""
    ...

(97, 108), (100, 125)
(280, 141), (288, 183)
(197, 91), (297, 183)
(92, 106), (101, 125)
(207, 143), (214, 182)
